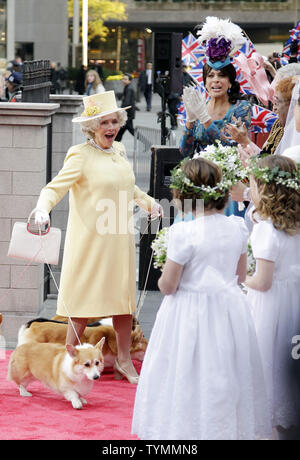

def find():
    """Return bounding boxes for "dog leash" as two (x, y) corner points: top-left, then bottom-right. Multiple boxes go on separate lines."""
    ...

(37, 226), (82, 346)
(1, 214), (161, 343)
(40, 215), (159, 337)
(38, 215), (159, 342)
(135, 215), (162, 320)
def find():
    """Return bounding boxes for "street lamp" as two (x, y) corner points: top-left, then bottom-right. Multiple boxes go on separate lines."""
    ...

(82, 0), (88, 67)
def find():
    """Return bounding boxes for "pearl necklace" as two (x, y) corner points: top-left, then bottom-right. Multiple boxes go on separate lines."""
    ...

(89, 139), (117, 161)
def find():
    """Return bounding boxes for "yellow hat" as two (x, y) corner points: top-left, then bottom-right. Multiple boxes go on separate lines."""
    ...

(72, 90), (131, 123)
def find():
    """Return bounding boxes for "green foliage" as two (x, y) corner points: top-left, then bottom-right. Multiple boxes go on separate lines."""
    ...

(247, 157), (300, 190)
(68, 0), (127, 40)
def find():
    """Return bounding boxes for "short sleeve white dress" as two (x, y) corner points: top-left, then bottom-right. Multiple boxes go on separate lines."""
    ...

(132, 214), (272, 440)
(247, 219), (300, 429)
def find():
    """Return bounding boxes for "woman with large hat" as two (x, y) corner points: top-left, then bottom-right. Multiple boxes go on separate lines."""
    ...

(179, 17), (252, 159)
(34, 90), (162, 384)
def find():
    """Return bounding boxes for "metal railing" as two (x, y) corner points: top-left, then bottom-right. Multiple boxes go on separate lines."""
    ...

(133, 125), (176, 191)
(22, 60), (52, 103)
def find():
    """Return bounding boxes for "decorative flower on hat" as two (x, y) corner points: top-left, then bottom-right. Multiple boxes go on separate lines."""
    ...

(206, 37), (232, 63)
(197, 16), (246, 68)
(81, 101), (103, 118)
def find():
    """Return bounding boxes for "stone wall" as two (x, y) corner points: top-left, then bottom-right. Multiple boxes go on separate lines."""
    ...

(0, 103), (59, 347)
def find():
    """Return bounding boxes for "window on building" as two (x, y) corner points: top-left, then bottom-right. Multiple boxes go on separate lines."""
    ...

(0, 0), (6, 59)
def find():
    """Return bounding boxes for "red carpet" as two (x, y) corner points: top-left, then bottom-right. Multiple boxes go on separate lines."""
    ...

(0, 350), (140, 440)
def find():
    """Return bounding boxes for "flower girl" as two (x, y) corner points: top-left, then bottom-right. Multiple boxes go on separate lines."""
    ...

(132, 157), (271, 440)
(245, 154), (300, 432)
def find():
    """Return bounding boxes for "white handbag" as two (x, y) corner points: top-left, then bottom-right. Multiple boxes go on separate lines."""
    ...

(7, 208), (62, 265)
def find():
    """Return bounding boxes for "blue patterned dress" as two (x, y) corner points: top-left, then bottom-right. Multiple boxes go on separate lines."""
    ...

(179, 99), (252, 157)
(178, 99), (252, 217)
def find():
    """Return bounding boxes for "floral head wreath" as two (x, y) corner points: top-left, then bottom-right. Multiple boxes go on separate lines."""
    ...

(170, 159), (229, 202)
(197, 16), (246, 70)
(247, 156), (300, 191)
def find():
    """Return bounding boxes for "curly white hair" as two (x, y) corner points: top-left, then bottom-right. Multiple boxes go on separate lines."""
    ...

(80, 110), (128, 139)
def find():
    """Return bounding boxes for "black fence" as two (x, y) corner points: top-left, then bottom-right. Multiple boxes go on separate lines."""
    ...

(22, 60), (52, 103)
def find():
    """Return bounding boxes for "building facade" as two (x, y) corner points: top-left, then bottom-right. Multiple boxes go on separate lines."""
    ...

(0, 0), (68, 65)
(102, 0), (297, 72)
(0, 1), (298, 73)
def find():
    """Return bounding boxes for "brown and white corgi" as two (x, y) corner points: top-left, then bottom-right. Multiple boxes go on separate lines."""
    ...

(17, 317), (147, 367)
(7, 338), (105, 409)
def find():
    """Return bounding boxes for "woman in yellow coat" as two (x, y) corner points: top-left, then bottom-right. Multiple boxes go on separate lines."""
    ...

(34, 91), (162, 383)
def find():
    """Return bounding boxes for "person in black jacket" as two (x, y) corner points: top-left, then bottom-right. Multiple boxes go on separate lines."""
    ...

(138, 62), (152, 111)
(115, 73), (136, 141)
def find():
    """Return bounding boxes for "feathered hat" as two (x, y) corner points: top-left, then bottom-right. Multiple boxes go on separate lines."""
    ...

(197, 16), (246, 70)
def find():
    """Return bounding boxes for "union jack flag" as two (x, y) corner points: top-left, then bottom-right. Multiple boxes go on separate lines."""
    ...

(250, 105), (278, 134)
(186, 60), (206, 92)
(279, 56), (289, 66)
(182, 33), (206, 66)
(235, 40), (256, 59)
(235, 67), (255, 96)
(282, 21), (300, 61)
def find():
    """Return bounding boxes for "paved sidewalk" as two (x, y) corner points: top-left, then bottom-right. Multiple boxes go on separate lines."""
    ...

(39, 93), (183, 340)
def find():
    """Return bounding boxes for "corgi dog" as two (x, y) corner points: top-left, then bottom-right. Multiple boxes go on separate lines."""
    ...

(7, 338), (105, 409)
(18, 318), (147, 368)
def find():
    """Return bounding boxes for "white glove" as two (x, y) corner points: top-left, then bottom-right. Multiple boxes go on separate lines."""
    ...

(183, 86), (211, 124)
(34, 209), (50, 226)
(182, 86), (197, 122)
(150, 203), (164, 220)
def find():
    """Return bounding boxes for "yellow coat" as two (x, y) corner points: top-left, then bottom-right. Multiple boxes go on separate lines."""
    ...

(37, 141), (155, 318)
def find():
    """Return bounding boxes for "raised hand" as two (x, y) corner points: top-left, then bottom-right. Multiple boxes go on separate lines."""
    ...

(183, 86), (211, 124)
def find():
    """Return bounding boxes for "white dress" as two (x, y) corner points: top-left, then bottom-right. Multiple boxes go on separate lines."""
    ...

(247, 220), (300, 429)
(132, 214), (271, 440)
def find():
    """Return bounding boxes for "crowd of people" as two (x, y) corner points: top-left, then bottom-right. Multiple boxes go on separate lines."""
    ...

(0, 56), (23, 102)
(0, 57), (107, 101)
(0, 56), (69, 101)
(132, 19), (300, 441)
(2, 16), (300, 441)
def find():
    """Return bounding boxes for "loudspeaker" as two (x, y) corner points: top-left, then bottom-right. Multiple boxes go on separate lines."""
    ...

(150, 146), (181, 200)
(153, 32), (183, 96)
(138, 146), (182, 291)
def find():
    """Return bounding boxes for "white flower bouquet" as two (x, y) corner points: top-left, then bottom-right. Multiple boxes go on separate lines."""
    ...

(151, 227), (169, 271)
(194, 140), (247, 209)
(194, 140), (247, 186)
